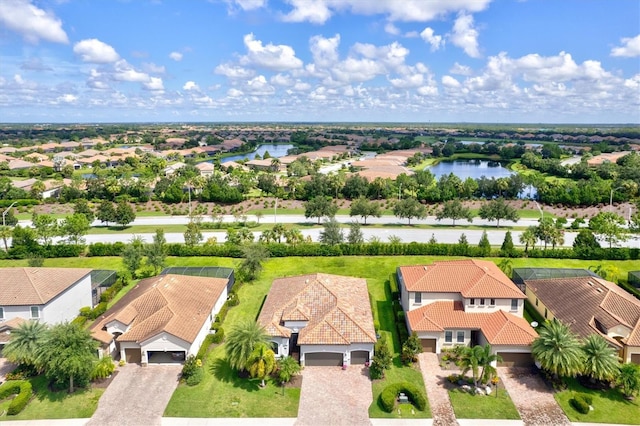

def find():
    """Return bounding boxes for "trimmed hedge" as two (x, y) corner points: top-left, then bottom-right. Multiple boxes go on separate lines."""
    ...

(196, 334), (216, 361)
(570, 394), (591, 414)
(379, 382), (427, 412)
(0, 380), (33, 415)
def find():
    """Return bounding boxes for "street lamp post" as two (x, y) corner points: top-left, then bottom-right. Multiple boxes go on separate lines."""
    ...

(274, 197), (278, 224)
(2, 201), (17, 227)
(610, 186), (625, 211)
(534, 200), (543, 221)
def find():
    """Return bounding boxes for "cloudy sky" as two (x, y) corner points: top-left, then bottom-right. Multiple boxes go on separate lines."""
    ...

(1, 0), (639, 123)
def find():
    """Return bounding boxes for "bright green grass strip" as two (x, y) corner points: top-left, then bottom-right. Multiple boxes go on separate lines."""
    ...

(449, 387), (520, 419)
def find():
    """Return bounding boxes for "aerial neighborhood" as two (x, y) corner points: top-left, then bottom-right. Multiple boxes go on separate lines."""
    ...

(0, 123), (639, 425)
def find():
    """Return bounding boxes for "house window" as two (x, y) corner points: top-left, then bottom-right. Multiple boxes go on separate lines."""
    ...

(415, 292), (422, 304)
(511, 299), (518, 311)
(490, 298), (496, 306)
(456, 331), (465, 343)
(469, 298), (475, 306)
(480, 298), (485, 306)
(271, 341), (279, 355)
(535, 298), (539, 306)
(544, 308), (548, 319)
(30, 306), (39, 319)
(0, 307), (4, 320)
(444, 331), (453, 343)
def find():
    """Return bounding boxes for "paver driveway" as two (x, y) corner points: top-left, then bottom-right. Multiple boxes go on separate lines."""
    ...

(295, 365), (372, 426)
(0, 357), (16, 382)
(87, 363), (182, 426)
(497, 367), (570, 426)
(417, 353), (458, 426)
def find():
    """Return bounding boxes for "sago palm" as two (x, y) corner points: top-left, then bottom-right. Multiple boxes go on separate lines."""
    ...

(247, 343), (276, 387)
(225, 320), (270, 371)
(581, 334), (620, 382)
(531, 320), (584, 378)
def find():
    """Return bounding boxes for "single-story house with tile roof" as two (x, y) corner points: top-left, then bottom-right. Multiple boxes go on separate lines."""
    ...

(257, 273), (377, 367)
(397, 260), (537, 367)
(90, 274), (229, 365)
(524, 274), (640, 364)
(0, 268), (93, 325)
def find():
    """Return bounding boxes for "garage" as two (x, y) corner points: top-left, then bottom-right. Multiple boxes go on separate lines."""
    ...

(421, 339), (437, 353)
(497, 352), (533, 367)
(351, 351), (370, 365)
(147, 351), (186, 364)
(305, 352), (343, 366)
(631, 354), (640, 364)
(124, 348), (141, 364)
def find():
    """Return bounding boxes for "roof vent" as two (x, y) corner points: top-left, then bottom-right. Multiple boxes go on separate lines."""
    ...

(588, 281), (594, 286)
(305, 279), (309, 284)
(423, 266), (428, 271)
(596, 288), (603, 293)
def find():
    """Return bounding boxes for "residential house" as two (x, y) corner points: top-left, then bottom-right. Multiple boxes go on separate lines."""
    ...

(398, 260), (537, 367)
(195, 162), (214, 177)
(523, 272), (640, 364)
(90, 274), (229, 365)
(0, 268), (93, 325)
(257, 273), (377, 367)
(0, 318), (26, 353)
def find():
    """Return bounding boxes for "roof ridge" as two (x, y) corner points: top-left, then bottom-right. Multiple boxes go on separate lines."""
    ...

(23, 267), (45, 304)
(334, 305), (377, 341)
(315, 316), (349, 345)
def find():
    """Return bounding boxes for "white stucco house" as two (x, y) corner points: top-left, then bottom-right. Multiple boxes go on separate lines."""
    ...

(257, 273), (377, 367)
(398, 259), (538, 367)
(0, 267), (93, 326)
(91, 274), (229, 365)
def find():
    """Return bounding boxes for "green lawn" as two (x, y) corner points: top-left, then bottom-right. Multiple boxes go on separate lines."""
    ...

(369, 362), (431, 418)
(554, 378), (640, 424)
(448, 387), (520, 419)
(0, 376), (104, 421)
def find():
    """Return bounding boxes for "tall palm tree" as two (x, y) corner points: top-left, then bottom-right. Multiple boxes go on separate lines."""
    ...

(520, 226), (538, 252)
(2, 320), (48, 368)
(477, 344), (502, 385)
(460, 345), (483, 386)
(581, 334), (620, 382)
(532, 320), (584, 378)
(225, 320), (270, 371)
(247, 343), (276, 387)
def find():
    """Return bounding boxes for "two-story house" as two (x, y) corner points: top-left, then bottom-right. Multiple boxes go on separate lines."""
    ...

(398, 259), (537, 367)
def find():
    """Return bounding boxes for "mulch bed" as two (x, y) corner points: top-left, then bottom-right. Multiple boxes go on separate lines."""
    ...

(91, 369), (119, 389)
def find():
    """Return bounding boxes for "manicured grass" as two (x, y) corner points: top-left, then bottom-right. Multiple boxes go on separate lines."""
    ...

(554, 378), (640, 424)
(369, 363), (431, 418)
(448, 387), (520, 419)
(0, 375), (104, 420)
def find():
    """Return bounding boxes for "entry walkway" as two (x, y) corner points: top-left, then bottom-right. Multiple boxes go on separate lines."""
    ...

(417, 353), (458, 426)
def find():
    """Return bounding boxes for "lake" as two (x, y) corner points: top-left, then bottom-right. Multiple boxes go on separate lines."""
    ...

(427, 159), (514, 180)
(222, 144), (294, 163)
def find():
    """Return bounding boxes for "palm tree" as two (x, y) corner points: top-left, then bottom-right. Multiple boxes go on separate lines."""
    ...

(616, 363), (640, 399)
(2, 320), (48, 368)
(477, 344), (502, 385)
(0, 225), (12, 251)
(459, 345), (483, 386)
(277, 356), (302, 385)
(519, 226), (538, 252)
(532, 320), (584, 378)
(225, 320), (270, 371)
(247, 343), (276, 387)
(581, 334), (620, 382)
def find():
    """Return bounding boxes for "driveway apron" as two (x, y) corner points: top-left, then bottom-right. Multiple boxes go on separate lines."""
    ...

(87, 363), (182, 426)
(497, 367), (570, 426)
(417, 353), (458, 426)
(295, 365), (372, 426)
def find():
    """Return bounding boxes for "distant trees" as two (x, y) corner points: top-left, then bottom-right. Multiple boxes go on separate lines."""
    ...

(436, 200), (473, 226)
(393, 198), (427, 225)
(146, 229), (167, 274)
(319, 218), (344, 246)
(478, 198), (519, 227)
(349, 197), (381, 225)
(589, 211), (628, 248)
(114, 201), (136, 228)
(238, 243), (268, 281)
(304, 196), (338, 224)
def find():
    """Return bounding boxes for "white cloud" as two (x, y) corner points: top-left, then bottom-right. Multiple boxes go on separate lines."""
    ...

(74, 39), (120, 63)
(0, 0), (68, 44)
(441, 75), (461, 88)
(450, 12), (481, 58)
(169, 51), (183, 61)
(309, 34), (340, 68)
(385, 23), (400, 35)
(245, 75), (275, 95)
(239, 33), (303, 71)
(114, 60), (149, 82)
(611, 34), (640, 57)
(143, 77), (164, 91)
(279, 0), (492, 24)
(420, 27), (444, 51)
(449, 62), (473, 76)
(227, 88), (244, 97)
(214, 63), (255, 79)
(183, 81), (199, 91)
(226, 0), (266, 11)
(58, 94), (77, 103)
(142, 63), (166, 74)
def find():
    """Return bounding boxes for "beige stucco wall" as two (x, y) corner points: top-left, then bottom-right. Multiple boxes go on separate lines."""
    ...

(525, 287), (555, 321)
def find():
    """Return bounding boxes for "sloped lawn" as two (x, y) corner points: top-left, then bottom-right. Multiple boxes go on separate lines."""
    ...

(555, 378), (640, 424)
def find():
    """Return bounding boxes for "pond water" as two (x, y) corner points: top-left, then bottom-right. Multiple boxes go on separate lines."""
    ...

(222, 144), (294, 163)
(427, 159), (514, 180)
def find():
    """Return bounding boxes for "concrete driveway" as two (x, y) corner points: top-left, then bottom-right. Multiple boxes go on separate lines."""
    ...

(295, 365), (372, 426)
(87, 363), (182, 426)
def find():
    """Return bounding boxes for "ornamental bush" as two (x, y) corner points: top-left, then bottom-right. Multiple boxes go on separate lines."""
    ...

(379, 382), (427, 412)
(0, 380), (33, 415)
(570, 394), (591, 414)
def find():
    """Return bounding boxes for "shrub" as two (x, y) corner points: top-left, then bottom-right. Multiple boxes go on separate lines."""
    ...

(196, 334), (215, 361)
(369, 361), (385, 380)
(379, 382), (427, 413)
(570, 395), (590, 414)
(0, 380), (33, 415)
(72, 316), (88, 326)
(91, 356), (115, 380)
(181, 355), (202, 380)
(185, 367), (204, 386)
(211, 327), (225, 344)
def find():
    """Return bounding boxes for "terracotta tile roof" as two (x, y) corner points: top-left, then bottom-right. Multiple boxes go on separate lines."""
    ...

(257, 273), (376, 345)
(90, 274), (227, 345)
(0, 268), (92, 306)
(525, 276), (640, 348)
(407, 301), (537, 346)
(399, 260), (525, 299)
(0, 318), (27, 345)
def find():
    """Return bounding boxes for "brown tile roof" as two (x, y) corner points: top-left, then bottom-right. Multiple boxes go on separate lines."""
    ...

(0, 268), (92, 306)
(90, 274), (227, 345)
(0, 318), (27, 345)
(526, 276), (640, 348)
(399, 260), (525, 299)
(257, 273), (376, 345)
(407, 301), (537, 346)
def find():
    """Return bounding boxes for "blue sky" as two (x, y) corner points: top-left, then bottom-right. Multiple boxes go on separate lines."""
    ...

(0, 0), (639, 123)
